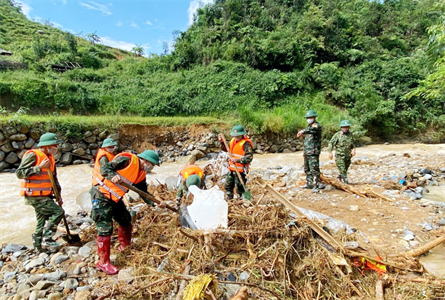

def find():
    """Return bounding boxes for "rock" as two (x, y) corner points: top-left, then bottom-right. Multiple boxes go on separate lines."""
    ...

(73, 160), (83, 165)
(343, 241), (359, 250)
(4, 126), (17, 136)
(34, 280), (55, 290)
(190, 149), (205, 159)
(0, 161), (8, 171)
(73, 148), (86, 156)
(1, 142), (14, 153)
(409, 241), (420, 248)
(76, 286), (91, 292)
(424, 174), (432, 180)
(9, 134), (27, 141)
(3, 272), (16, 283)
(403, 234), (415, 241)
(98, 131), (107, 139)
(398, 239), (409, 249)
(3, 244), (27, 253)
(61, 143), (73, 152)
(0, 131), (4, 142)
(24, 258), (44, 271)
(11, 141), (23, 150)
(44, 270), (66, 281)
(23, 138), (34, 149)
(84, 136), (96, 144)
(74, 290), (91, 300)
(78, 246), (92, 258)
(29, 290), (46, 300)
(0, 150), (4, 161)
(47, 292), (63, 300)
(64, 278), (78, 290)
(269, 145), (279, 153)
(54, 255), (69, 265)
(17, 282), (30, 294)
(399, 171), (406, 179)
(118, 268), (133, 283)
(349, 205), (359, 212)
(29, 130), (40, 140)
(84, 131), (92, 138)
(28, 274), (44, 285)
(88, 143), (99, 150)
(17, 125), (29, 134)
(165, 176), (178, 191)
(420, 168), (433, 175)
(108, 133), (119, 141)
(60, 153), (73, 165)
(239, 271), (249, 281)
(436, 218), (445, 226)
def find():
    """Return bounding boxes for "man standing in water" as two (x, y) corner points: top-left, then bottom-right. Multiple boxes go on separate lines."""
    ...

(297, 110), (324, 193)
(328, 120), (356, 184)
(16, 132), (64, 252)
(218, 125), (254, 200)
(92, 149), (165, 275)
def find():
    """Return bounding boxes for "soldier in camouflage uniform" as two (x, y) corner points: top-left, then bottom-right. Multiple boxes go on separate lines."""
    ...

(218, 125), (254, 200)
(297, 110), (323, 193)
(328, 120), (356, 184)
(16, 133), (64, 252)
(92, 150), (165, 275)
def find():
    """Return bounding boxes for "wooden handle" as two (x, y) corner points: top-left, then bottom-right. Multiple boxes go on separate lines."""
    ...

(220, 135), (247, 186)
(120, 182), (178, 213)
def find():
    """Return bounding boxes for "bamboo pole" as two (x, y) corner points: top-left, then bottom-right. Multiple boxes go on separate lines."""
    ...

(398, 236), (445, 258)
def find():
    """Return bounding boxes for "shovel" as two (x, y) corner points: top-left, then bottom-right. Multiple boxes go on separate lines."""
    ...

(220, 135), (251, 200)
(47, 170), (81, 244)
(119, 182), (196, 228)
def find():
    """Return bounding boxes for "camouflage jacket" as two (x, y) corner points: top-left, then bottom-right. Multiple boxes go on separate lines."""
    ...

(221, 138), (254, 165)
(327, 131), (355, 157)
(302, 121), (322, 156)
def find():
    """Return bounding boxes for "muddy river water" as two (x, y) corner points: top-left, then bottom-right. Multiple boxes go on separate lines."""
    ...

(0, 143), (444, 276)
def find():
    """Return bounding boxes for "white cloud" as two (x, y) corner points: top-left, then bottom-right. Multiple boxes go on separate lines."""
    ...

(187, 0), (214, 25)
(62, 0), (67, 4)
(130, 21), (140, 29)
(101, 37), (151, 55)
(18, 2), (33, 19)
(80, 1), (112, 15)
(145, 20), (152, 26)
(116, 21), (123, 27)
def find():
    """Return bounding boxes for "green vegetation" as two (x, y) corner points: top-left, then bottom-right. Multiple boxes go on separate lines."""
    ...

(1, 0), (444, 140)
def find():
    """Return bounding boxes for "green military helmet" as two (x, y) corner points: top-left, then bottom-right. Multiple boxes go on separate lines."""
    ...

(305, 110), (318, 118)
(137, 150), (160, 166)
(101, 138), (118, 148)
(340, 120), (351, 127)
(186, 174), (201, 188)
(37, 132), (62, 147)
(230, 125), (247, 137)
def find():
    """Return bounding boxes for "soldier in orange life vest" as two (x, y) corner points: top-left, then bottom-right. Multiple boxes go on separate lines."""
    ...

(218, 125), (254, 200)
(91, 149), (166, 275)
(176, 162), (205, 207)
(90, 137), (118, 198)
(16, 132), (64, 252)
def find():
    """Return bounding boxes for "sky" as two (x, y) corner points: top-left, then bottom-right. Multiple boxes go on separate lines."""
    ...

(15, 0), (214, 55)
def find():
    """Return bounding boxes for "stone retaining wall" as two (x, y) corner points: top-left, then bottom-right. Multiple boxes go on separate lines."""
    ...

(0, 123), (304, 172)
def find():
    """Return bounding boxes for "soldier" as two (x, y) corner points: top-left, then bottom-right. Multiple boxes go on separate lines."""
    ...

(297, 110), (324, 193)
(176, 163), (205, 207)
(91, 137), (118, 193)
(16, 132), (64, 252)
(91, 149), (165, 275)
(328, 120), (356, 184)
(218, 125), (253, 200)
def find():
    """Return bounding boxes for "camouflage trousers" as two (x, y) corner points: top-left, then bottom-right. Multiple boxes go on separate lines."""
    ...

(303, 154), (320, 187)
(335, 155), (351, 177)
(224, 171), (247, 200)
(91, 189), (131, 236)
(28, 197), (64, 246)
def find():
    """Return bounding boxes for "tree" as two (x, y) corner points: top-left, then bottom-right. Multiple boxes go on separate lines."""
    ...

(86, 31), (101, 44)
(131, 44), (144, 57)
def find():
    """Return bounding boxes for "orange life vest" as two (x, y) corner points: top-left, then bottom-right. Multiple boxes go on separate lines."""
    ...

(98, 152), (146, 202)
(20, 149), (55, 197)
(92, 148), (115, 186)
(228, 137), (253, 173)
(180, 165), (203, 180)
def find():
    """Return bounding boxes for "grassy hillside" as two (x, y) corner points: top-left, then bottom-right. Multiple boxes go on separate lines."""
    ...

(0, 0), (444, 141)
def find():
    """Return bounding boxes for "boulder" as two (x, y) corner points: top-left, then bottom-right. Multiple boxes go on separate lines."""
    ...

(24, 137), (35, 149)
(84, 136), (96, 144)
(84, 131), (92, 138)
(17, 125), (29, 134)
(17, 149), (27, 159)
(29, 130), (40, 140)
(0, 131), (4, 142)
(190, 149), (205, 159)
(88, 143), (99, 150)
(4, 152), (18, 164)
(12, 141), (23, 150)
(1, 142), (14, 153)
(73, 148), (86, 156)
(0, 150), (4, 161)
(61, 143), (73, 152)
(108, 133), (119, 140)
(60, 153), (73, 165)
(9, 134), (27, 141)
(4, 126), (17, 136)
(98, 131), (107, 139)
(0, 161), (9, 172)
